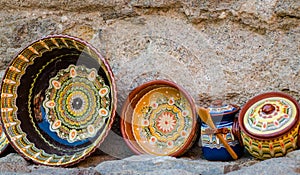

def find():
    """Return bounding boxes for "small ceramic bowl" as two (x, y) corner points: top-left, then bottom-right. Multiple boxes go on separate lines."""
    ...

(200, 100), (243, 161)
(120, 80), (198, 156)
(238, 92), (300, 159)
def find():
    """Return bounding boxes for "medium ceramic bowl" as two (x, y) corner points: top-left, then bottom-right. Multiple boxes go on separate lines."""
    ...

(0, 35), (117, 166)
(120, 80), (198, 156)
(238, 92), (300, 159)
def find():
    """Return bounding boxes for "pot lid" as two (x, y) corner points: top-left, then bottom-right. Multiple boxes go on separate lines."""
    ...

(239, 92), (300, 139)
(208, 100), (239, 116)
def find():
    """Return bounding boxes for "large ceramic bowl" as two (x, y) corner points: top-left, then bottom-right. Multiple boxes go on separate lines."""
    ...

(0, 35), (117, 166)
(238, 92), (300, 159)
(120, 80), (198, 156)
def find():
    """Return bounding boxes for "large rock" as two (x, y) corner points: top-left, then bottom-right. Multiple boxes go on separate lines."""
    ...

(1, 151), (300, 174)
(286, 149), (300, 161)
(0, 153), (100, 175)
(95, 154), (258, 175)
(0, 153), (31, 173)
(26, 166), (98, 175)
(227, 157), (300, 175)
(95, 153), (300, 175)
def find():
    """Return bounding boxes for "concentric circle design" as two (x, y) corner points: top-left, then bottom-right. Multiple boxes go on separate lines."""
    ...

(239, 92), (300, 159)
(149, 104), (184, 141)
(66, 91), (89, 116)
(132, 87), (193, 156)
(43, 65), (110, 143)
(0, 35), (116, 166)
(243, 97), (297, 136)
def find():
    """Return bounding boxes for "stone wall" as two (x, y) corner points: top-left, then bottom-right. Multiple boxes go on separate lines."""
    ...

(1, 0), (300, 109)
(0, 0), (300, 173)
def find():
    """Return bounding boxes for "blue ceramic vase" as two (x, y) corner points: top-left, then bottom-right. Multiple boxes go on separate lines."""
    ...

(200, 101), (244, 161)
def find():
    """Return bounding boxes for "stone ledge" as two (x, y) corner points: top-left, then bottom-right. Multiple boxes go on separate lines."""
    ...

(1, 150), (300, 175)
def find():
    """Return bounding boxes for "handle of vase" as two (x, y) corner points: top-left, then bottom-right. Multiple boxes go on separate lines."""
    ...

(232, 117), (244, 147)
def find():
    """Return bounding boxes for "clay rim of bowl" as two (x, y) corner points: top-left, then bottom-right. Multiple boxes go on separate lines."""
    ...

(120, 84), (163, 155)
(238, 91), (300, 140)
(0, 34), (117, 167)
(120, 79), (198, 156)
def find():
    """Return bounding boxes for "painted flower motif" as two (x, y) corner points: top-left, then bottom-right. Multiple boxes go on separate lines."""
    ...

(258, 143), (262, 150)
(182, 110), (189, 117)
(99, 108), (108, 117)
(168, 97), (175, 105)
(149, 136), (157, 145)
(167, 140), (174, 148)
(43, 65), (110, 144)
(262, 122), (267, 130)
(70, 67), (77, 78)
(141, 119), (150, 126)
(88, 70), (96, 81)
(290, 137), (295, 143)
(156, 112), (176, 133)
(180, 130), (187, 138)
(69, 129), (77, 142)
(151, 101), (158, 109)
(87, 125), (95, 135)
(252, 118), (257, 126)
(273, 120), (279, 127)
(45, 101), (56, 108)
(52, 120), (61, 130)
(51, 80), (61, 89)
(99, 87), (109, 97)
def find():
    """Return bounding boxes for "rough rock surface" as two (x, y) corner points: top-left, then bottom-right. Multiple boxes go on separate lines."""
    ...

(95, 154), (255, 175)
(0, 0), (300, 174)
(94, 153), (300, 175)
(0, 153), (99, 175)
(2, 150), (300, 174)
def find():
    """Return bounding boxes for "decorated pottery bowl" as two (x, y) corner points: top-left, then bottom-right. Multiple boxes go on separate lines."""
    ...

(0, 35), (117, 166)
(120, 80), (198, 156)
(238, 92), (300, 159)
(200, 101), (243, 161)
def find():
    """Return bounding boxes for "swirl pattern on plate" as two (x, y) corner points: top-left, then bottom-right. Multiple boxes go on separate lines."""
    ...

(132, 87), (193, 156)
(43, 65), (110, 143)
